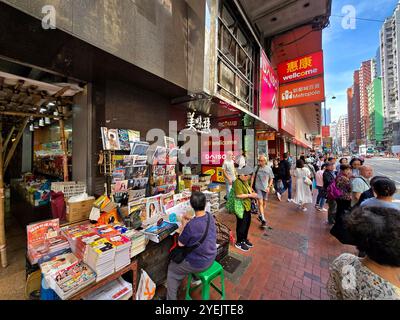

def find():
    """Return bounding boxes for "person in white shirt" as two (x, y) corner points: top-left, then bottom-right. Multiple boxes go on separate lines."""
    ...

(222, 151), (236, 197)
(236, 151), (247, 170)
(351, 165), (373, 207)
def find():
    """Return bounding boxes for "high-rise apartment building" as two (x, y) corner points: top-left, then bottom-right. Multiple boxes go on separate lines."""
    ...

(359, 60), (372, 140)
(368, 78), (384, 147)
(337, 115), (349, 150)
(380, 3), (400, 149)
(347, 87), (354, 145)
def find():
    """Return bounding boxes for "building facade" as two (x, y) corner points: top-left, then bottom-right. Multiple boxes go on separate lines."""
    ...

(380, 4), (400, 149)
(368, 77), (384, 148)
(337, 115), (348, 151)
(359, 60), (372, 141)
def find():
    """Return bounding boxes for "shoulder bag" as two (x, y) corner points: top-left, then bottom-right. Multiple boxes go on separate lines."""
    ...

(169, 213), (211, 264)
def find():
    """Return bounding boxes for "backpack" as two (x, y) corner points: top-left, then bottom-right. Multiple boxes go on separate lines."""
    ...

(326, 180), (343, 200)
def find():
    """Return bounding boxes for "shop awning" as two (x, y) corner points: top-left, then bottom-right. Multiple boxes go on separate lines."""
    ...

(236, 0), (331, 39)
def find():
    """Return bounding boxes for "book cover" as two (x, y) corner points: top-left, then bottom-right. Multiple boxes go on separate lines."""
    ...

(130, 141), (149, 156)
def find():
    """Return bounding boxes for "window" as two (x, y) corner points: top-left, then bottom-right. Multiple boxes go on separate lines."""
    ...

(217, 2), (255, 112)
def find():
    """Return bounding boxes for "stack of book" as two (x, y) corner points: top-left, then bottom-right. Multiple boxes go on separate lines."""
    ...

(75, 232), (102, 261)
(82, 277), (133, 300)
(61, 224), (94, 253)
(86, 238), (116, 282)
(103, 234), (131, 271)
(124, 229), (147, 258)
(53, 262), (97, 300)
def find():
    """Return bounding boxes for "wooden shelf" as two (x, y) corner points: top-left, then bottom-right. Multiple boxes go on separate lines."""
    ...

(68, 260), (138, 300)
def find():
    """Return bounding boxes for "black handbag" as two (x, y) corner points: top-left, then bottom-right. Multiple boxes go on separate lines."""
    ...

(169, 213), (211, 264)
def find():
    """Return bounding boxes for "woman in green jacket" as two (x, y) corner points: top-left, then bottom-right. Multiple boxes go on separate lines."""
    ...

(233, 166), (258, 252)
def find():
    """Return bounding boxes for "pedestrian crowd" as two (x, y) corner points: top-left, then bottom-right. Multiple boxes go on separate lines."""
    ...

(223, 150), (400, 300)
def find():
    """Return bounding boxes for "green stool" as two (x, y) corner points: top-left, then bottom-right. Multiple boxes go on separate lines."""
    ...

(185, 261), (226, 300)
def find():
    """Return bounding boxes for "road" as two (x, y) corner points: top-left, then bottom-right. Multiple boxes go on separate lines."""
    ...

(364, 157), (400, 200)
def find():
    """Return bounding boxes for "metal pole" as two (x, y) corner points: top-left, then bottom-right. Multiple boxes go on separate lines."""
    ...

(0, 122), (7, 267)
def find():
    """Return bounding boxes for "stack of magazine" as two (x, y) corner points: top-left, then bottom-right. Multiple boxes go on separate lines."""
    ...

(86, 238), (116, 282)
(40, 253), (96, 300)
(103, 234), (131, 271)
(83, 277), (133, 300)
(124, 229), (147, 258)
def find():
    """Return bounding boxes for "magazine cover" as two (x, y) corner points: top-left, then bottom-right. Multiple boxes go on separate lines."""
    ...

(112, 155), (125, 168)
(102, 128), (121, 151)
(131, 165), (148, 179)
(118, 129), (130, 151)
(165, 165), (176, 176)
(124, 167), (135, 180)
(154, 165), (166, 176)
(123, 155), (136, 167)
(112, 168), (125, 183)
(152, 146), (167, 165)
(128, 189), (146, 202)
(144, 196), (162, 222)
(128, 199), (147, 222)
(130, 141), (149, 156)
(167, 148), (179, 165)
(26, 219), (60, 247)
(164, 136), (176, 149)
(161, 191), (175, 212)
(128, 130), (140, 148)
(154, 176), (165, 187)
(128, 178), (148, 190)
(133, 155), (148, 166)
(114, 180), (129, 192)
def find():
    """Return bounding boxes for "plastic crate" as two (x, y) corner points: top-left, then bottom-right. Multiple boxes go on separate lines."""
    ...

(51, 182), (86, 199)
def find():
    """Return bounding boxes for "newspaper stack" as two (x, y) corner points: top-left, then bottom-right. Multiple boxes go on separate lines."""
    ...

(83, 277), (133, 300)
(61, 224), (94, 254)
(203, 191), (220, 214)
(86, 238), (116, 282)
(75, 232), (102, 261)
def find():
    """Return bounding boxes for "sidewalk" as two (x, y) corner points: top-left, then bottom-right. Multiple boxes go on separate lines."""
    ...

(214, 191), (356, 300)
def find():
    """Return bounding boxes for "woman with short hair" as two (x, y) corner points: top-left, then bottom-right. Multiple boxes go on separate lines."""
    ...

(328, 206), (400, 300)
(361, 177), (400, 210)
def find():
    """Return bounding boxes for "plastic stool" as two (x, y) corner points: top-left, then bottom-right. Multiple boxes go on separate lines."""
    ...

(185, 261), (225, 300)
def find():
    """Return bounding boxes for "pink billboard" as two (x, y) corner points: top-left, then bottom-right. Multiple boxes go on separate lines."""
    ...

(260, 50), (279, 130)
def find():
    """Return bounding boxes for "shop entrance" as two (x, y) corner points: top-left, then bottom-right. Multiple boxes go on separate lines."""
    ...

(0, 64), (84, 266)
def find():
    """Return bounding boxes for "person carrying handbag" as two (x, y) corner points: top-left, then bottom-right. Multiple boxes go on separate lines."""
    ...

(166, 192), (217, 300)
(229, 166), (258, 252)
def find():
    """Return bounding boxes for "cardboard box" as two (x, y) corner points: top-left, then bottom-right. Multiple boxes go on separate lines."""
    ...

(66, 199), (95, 223)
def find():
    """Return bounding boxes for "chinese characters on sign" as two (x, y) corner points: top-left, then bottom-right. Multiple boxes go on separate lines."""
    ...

(279, 76), (325, 108)
(186, 112), (211, 134)
(278, 51), (324, 84)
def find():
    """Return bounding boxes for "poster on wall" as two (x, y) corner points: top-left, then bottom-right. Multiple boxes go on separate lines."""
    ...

(260, 50), (279, 130)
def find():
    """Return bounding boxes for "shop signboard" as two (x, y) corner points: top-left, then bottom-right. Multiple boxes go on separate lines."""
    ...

(259, 50), (279, 130)
(322, 126), (330, 137)
(279, 76), (325, 108)
(256, 132), (276, 141)
(313, 136), (322, 146)
(278, 51), (324, 84)
(216, 116), (241, 129)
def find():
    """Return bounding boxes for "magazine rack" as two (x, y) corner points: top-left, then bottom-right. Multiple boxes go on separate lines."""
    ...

(68, 259), (138, 300)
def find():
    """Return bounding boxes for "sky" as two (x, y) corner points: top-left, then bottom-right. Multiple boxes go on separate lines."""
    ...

(323, 0), (399, 121)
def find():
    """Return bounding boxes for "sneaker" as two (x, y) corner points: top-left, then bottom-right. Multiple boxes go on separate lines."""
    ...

(321, 208), (328, 212)
(302, 207), (308, 212)
(235, 242), (250, 252)
(244, 239), (253, 248)
(287, 199), (293, 203)
(315, 204), (320, 209)
(257, 215), (266, 224)
(276, 192), (282, 201)
(261, 220), (267, 227)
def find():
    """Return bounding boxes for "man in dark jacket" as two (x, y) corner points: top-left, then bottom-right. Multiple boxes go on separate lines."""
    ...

(323, 162), (336, 225)
(278, 153), (293, 202)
